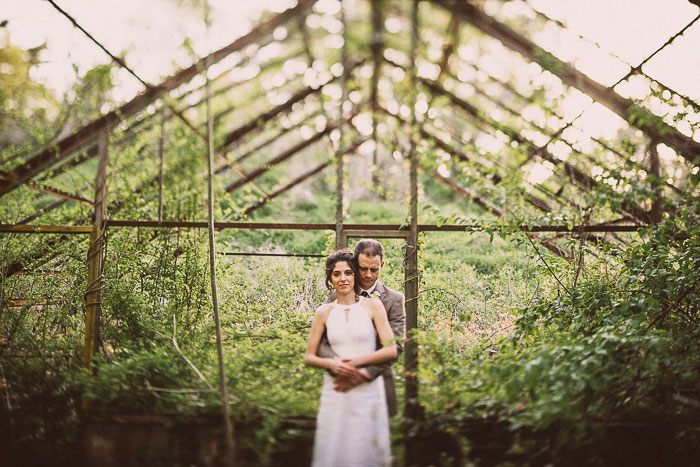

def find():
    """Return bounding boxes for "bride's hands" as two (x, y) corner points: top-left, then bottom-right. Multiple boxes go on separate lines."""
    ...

(343, 359), (370, 381)
(342, 358), (359, 368)
(328, 358), (357, 377)
(332, 359), (370, 392)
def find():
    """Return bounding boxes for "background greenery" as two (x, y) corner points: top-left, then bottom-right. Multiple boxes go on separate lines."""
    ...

(4, 190), (700, 465)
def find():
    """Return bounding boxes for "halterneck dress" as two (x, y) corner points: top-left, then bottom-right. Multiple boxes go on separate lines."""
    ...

(312, 297), (391, 467)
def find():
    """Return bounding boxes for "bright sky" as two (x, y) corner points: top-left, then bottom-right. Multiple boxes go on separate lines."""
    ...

(4, 0), (698, 97)
(525, 0), (700, 97)
(2, 0), (698, 149)
(519, 0), (700, 156)
(2, 0), (293, 102)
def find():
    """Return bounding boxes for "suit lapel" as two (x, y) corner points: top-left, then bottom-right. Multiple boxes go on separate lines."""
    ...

(375, 281), (387, 300)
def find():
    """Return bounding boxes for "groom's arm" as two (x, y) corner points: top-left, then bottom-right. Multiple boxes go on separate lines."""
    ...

(316, 329), (339, 359)
(317, 292), (340, 362)
(358, 291), (406, 381)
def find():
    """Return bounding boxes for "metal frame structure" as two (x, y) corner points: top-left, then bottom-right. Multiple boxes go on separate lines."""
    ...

(2, 0), (699, 461)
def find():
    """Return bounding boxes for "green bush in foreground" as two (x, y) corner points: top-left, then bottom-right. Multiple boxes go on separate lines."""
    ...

(4, 190), (699, 465)
(417, 195), (700, 464)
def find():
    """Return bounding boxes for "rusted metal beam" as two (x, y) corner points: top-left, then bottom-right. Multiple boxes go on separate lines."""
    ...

(241, 163), (329, 217)
(370, 0), (384, 114)
(422, 162), (503, 215)
(0, 225), (93, 234)
(430, 0), (700, 165)
(455, 68), (686, 197)
(223, 252), (325, 258)
(94, 133), (109, 230)
(224, 125), (333, 193)
(203, 53), (236, 465)
(240, 136), (368, 218)
(105, 220), (337, 229)
(420, 78), (652, 224)
(297, 10), (318, 75)
(220, 59), (361, 151)
(381, 104), (555, 212)
(4, 299), (64, 307)
(437, 17), (460, 83)
(18, 197), (72, 225)
(25, 181), (93, 205)
(0, 0), (316, 198)
(523, 2), (700, 116)
(2, 221), (642, 233)
(452, 62), (684, 196)
(215, 109), (324, 175)
(83, 131), (108, 377)
(419, 162), (570, 258)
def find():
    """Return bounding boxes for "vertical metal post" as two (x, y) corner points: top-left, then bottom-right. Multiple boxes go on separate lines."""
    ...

(648, 139), (662, 224)
(83, 132), (108, 375)
(370, 0), (384, 194)
(204, 4), (235, 463)
(83, 226), (100, 372)
(404, 0), (421, 428)
(158, 107), (168, 222)
(335, 0), (349, 249)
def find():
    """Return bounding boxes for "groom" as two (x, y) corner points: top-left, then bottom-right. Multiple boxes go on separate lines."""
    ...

(318, 239), (406, 416)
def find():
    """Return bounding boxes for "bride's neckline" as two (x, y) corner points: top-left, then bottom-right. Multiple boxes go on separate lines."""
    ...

(335, 297), (364, 324)
(335, 296), (362, 306)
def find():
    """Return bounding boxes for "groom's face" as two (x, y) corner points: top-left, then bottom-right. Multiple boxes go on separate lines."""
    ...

(357, 253), (384, 290)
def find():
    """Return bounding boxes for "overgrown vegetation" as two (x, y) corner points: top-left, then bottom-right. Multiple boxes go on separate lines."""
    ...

(414, 193), (700, 465)
(5, 192), (700, 465)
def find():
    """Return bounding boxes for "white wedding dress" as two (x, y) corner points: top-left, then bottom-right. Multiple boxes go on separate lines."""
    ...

(312, 297), (391, 467)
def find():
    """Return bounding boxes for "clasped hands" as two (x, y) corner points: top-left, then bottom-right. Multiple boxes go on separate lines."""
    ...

(329, 357), (370, 392)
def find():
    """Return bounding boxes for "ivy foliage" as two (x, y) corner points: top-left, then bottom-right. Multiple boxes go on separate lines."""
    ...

(415, 193), (700, 464)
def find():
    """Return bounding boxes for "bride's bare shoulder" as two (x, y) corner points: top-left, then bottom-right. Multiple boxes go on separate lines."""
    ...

(314, 303), (333, 318)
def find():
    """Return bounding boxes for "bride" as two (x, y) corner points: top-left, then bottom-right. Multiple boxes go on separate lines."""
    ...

(305, 249), (397, 466)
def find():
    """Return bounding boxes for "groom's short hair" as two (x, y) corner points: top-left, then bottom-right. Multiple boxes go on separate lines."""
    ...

(354, 239), (384, 260)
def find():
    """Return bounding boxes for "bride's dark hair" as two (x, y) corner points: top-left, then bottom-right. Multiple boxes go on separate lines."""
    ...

(324, 249), (361, 294)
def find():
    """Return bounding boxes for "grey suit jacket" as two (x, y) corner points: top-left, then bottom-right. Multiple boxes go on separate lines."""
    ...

(317, 280), (406, 416)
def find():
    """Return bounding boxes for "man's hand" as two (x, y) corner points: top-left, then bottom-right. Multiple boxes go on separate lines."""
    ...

(333, 367), (370, 392)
